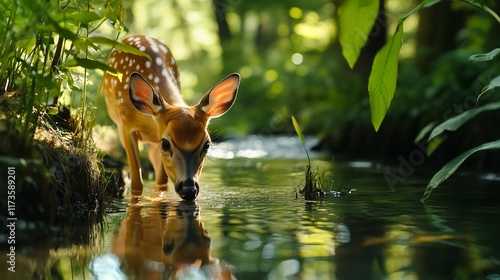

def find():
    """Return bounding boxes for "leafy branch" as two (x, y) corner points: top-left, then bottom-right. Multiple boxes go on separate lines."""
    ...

(338, 0), (499, 131)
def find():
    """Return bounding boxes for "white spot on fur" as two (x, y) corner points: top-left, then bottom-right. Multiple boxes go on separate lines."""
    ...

(156, 57), (162, 65)
(160, 45), (168, 54)
(145, 61), (151, 68)
(150, 43), (159, 54)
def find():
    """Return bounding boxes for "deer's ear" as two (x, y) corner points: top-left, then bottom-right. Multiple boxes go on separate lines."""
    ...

(129, 72), (165, 116)
(197, 73), (240, 118)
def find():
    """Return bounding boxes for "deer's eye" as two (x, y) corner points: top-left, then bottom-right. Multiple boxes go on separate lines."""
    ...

(202, 142), (210, 152)
(161, 138), (171, 152)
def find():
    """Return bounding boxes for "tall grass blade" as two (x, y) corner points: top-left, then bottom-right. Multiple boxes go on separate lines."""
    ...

(421, 140), (500, 202)
(292, 115), (311, 165)
(292, 115), (305, 146)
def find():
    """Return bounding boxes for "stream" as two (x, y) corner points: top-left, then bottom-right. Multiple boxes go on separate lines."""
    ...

(2, 136), (500, 279)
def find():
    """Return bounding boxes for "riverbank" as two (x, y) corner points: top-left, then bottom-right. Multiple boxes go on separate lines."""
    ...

(0, 93), (122, 243)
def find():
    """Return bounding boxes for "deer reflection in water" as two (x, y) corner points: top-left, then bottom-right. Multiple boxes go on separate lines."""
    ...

(111, 200), (234, 279)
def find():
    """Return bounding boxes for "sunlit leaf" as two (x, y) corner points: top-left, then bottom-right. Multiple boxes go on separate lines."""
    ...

(105, 0), (125, 21)
(367, 0), (442, 131)
(63, 57), (119, 74)
(105, 0), (127, 31)
(52, 11), (102, 25)
(73, 37), (100, 52)
(426, 136), (444, 156)
(291, 115), (305, 146)
(478, 75), (500, 100)
(291, 115), (311, 164)
(468, 48), (500, 62)
(421, 140), (500, 202)
(48, 107), (58, 115)
(368, 24), (403, 131)
(428, 102), (500, 141)
(87, 36), (152, 60)
(338, 0), (379, 69)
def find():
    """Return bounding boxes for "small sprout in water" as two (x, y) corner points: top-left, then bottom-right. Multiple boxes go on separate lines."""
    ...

(292, 115), (319, 200)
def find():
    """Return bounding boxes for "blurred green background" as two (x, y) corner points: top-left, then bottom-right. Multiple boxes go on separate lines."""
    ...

(91, 0), (500, 162)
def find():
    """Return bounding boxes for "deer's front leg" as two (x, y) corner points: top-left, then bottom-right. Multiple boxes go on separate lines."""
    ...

(122, 130), (143, 195)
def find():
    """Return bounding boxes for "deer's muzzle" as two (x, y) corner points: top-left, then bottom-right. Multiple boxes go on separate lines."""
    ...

(176, 179), (199, 200)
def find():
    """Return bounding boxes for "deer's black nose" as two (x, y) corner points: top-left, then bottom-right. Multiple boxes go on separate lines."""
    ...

(176, 179), (199, 200)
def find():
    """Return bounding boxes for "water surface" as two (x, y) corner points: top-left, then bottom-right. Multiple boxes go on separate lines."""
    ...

(3, 136), (500, 279)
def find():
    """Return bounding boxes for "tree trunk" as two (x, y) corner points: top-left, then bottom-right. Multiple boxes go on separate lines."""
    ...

(213, 0), (232, 43)
(353, 0), (387, 82)
(415, 1), (467, 71)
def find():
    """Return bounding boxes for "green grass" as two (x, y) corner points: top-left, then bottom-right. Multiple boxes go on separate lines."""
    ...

(0, 0), (128, 226)
(292, 115), (327, 200)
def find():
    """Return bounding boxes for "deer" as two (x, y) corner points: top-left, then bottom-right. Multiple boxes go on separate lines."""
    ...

(103, 35), (240, 200)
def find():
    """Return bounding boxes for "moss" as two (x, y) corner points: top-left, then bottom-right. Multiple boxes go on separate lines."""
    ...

(0, 94), (121, 241)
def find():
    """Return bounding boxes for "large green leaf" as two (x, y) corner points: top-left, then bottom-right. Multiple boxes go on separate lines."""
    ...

(428, 102), (500, 141)
(87, 36), (152, 60)
(367, 0), (440, 131)
(51, 11), (102, 25)
(421, 140), (500, 202)
(63, 57), (119, 74)
(368, 23), (403, 131)
(478, 75), (500, 100)
(468, 48), (500, 62)
(338, 0), (379, 69)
